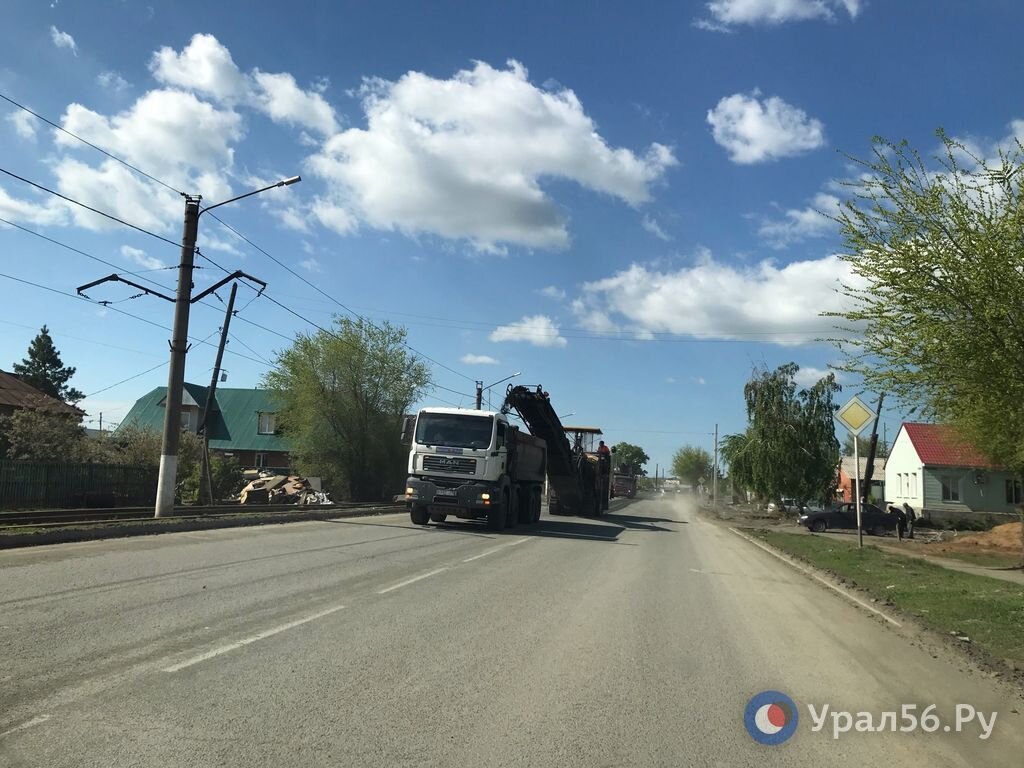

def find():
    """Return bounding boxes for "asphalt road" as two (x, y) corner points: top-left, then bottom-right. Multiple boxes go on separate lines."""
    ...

(1, 494), (1021, 767)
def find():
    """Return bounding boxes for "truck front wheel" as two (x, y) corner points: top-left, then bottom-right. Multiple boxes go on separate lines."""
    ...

(410, 505), (430, 525)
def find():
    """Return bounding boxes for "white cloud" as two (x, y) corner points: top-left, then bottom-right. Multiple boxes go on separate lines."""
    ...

(665, 376), (677, 384)
(692, 376), (707, 385)
(96, 71), (130, 92)
(251, 70), (338, 135)
(460, 354), (500, 365)
(272, 205), (311, 232)
(54, 89), (242, 232)
(539, 285), (566, 300)
(308, 60), (676, 251)
(120, 245), (165, 270)
(150, 33), (248, 102)
(573, 251), (863, 344)
(758, 192), (840, 248)
(698, 0), (861, 29)
(793, 365), (837, 388)
(7, 110), (36, 141)
(302, 240), (315, 255)
(708, 91), (825, 164)
(299, 257), (322, 273)
(50, 26), (78, 55)
(490, 314), (568, 348)
(150, 33), (337, 135)
(641, 214), (671, 241)
(311, 198), (358, 235)
(0, 185), (66, 226)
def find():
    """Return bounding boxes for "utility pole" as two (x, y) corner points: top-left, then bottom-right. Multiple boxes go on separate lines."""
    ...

(713, 423), (719, 510)
(475, 381), (483, 410)
(155, 195), (201, 518)
(198, 282), (237, 506)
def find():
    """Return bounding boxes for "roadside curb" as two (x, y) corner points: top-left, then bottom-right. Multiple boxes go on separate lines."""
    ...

(0, 506), (404, 550)
(727, 525), (902, 627)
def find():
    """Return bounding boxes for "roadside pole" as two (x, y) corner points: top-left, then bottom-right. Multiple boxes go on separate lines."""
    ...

(155, 195), (201, 518)
(835, 395), (876, 549)
(198, 282), (238, 506)
(713, 423), (719, 511)
(854, 433), (863, 547)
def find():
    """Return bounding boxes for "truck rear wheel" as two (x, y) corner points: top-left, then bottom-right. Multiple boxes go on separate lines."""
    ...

(410, 505), (429, 525)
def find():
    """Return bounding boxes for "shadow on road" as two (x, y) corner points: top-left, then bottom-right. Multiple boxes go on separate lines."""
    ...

(604, 512), (686, 531)
(431, 516), (633, 543)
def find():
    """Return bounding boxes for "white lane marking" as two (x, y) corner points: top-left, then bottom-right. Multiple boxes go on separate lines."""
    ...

(462, 536), (532, 562)
(0, 714), (51, 739)
(728, 527), (902, 628)
(377, 567), (448, 594)
(162, 604), (346, 672)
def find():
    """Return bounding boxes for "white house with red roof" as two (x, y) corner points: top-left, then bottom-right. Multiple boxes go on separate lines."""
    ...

(885, 423), (1021, 519)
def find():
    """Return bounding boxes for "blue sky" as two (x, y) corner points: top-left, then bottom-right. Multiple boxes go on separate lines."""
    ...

(2, 0), (1022, 472)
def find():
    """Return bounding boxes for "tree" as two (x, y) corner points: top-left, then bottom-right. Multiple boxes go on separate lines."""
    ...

(263, 318), (430, 501)
(0, 409), (90, 462)
(672, 445), (712, 488)
(611, 442), (649, 475)
(12, 326), (84, 403)
(843, 433), (889, 458)
(830, 132), (1024, 562)
(721, 364), (841, 504)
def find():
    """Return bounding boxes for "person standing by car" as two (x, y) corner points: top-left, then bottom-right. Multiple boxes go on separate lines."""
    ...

(903, 502), (916, 539)
(888, 504), (907, 541)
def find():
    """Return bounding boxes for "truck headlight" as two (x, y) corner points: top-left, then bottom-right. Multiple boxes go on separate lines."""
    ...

(406, 487), (416, 496)
(480, 492), (490, 500)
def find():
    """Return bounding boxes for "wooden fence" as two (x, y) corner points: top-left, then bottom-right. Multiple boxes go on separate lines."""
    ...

(0, 460), (158, 509)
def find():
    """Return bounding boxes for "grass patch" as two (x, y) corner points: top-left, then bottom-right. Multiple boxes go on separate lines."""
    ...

(754, 530), (1024, 664)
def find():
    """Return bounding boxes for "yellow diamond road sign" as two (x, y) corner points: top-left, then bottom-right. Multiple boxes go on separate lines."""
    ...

(835, 395), (875, 436)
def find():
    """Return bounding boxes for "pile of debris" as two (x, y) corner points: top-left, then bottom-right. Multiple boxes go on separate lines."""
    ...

(237, 471), (332, 505)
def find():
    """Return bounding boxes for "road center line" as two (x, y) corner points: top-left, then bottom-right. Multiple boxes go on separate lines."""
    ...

(0, 714), (51, 739)
(162, 604), (346, 672)
(377, 567), (448, 594)
(462, 536), (532, 562)
(729, 527), (902, 627)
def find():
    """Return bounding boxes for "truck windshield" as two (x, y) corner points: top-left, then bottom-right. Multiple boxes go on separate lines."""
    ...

(415, 413), (494, 449)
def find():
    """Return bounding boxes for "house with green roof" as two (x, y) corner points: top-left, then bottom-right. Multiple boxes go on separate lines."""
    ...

(120, 383), (291, 470)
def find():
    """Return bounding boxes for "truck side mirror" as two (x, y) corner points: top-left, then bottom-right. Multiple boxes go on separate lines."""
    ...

(401, 415), (414, 442)
(611, 446), (617, 454)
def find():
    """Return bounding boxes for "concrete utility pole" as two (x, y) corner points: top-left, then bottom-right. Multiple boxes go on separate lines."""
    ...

(713, 423), (719, 510)
(155, 195), (201, 518)
(475, 381), (483, 410)
(197, 281), (237, 506)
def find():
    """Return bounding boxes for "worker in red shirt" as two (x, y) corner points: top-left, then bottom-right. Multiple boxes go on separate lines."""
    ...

(597, 440), (611, 458)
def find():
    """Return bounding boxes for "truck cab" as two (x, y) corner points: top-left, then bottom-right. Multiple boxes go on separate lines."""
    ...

(404, 407), (545, 529)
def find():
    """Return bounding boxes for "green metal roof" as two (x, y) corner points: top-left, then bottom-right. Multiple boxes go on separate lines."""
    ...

(119, 384), (290, 452)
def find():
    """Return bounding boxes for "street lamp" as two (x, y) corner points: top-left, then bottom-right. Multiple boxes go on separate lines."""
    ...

(475, 371), (521, 410)
(154, 176), (301, 518)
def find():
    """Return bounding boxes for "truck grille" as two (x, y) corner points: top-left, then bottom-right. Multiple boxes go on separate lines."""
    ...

(423, 455), (477, 474)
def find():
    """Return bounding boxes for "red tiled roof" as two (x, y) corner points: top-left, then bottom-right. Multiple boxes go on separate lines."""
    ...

(902, 423), (996, 469)
(0, 370), (81, 415)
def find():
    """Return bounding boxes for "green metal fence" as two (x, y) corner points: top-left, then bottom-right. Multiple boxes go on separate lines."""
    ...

(0, 460), (158, 509)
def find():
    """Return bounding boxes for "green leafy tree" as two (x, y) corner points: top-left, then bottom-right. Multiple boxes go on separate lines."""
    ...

(263, 318), (430, 501)
(611, 442), (649, 475)
(102, 423), (202, 471)
(830, 132), (1024, 562)
(722, 364), (841, 505)
(180, 454), (243, 504)
(12, 326), (84, 403)
(672, 445), (713, 488)
(0, 409), (89, 461)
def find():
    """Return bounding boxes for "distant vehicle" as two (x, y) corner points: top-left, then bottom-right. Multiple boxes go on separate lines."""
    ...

(798, 502), (897, 536)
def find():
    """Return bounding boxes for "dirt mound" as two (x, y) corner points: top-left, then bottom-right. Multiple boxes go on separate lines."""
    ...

(937, 522), (1022, 554)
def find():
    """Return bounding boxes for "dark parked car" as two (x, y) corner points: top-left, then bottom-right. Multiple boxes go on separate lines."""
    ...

(798, 502), (897, 536)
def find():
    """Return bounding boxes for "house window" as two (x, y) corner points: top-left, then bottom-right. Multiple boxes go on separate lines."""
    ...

(940, 476), (961, 502)
(910, 473), (917, 497)
(1006, 479), (1022, 505)
(256, 453), (267, 468)
(257, 412), (277, 435)
(180, 411), (192, 431)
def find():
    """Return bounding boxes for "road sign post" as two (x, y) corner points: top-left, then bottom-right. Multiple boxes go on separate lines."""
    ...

(835, 395), (876, 549)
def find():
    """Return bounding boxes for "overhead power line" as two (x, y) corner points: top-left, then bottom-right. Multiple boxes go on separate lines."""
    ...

(0, 166), (181, 248)
(0, 92), (183, 195)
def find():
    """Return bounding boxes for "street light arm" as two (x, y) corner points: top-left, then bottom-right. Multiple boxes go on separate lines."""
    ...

(198, 176), (301, 217)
